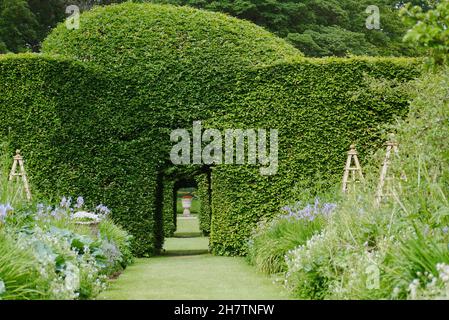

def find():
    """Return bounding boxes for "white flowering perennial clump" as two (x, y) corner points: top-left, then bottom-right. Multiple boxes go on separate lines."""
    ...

(0, 196), (132, 300)
(407, 263), (449, 300)
(15, 226), (106, 299)
(72, 211), (101, 224)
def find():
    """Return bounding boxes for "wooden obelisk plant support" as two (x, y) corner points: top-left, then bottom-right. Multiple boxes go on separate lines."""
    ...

(9, 149), (32, 201)
(375, 140), (404, 207)
(342, 144), (365, 193)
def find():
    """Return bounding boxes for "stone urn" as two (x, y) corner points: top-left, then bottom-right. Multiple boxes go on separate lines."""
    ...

(181, 195), (193, 217)
(72, 211), (101, 236)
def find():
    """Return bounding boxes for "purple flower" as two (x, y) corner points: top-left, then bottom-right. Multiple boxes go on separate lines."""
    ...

(280, 199), (337, 222)
(60, 196), (67, 208)
(0, 203), (14, 222)
(75, 196), (84, 209)
(36, 203), (44, 214)
(96, 204), (111, 216)
(322, 203), (337, 216)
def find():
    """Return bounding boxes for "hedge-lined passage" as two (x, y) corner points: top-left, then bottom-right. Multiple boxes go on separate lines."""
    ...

(1, 3), (420, 257)
(39, 2), (303, 255)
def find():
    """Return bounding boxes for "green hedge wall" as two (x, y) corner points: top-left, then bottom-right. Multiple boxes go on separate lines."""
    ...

(0, 53), (161, 256)
(0, 3), (421, 257)
(38, 2), (302, 256)
(208, 57), (421, 255)
(42, 3), (301, 138)
(195, 173), (212, 236)
(162, 179), (176, 237)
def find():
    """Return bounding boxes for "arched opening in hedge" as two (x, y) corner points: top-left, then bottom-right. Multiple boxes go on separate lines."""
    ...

(161, 166), (212, 240)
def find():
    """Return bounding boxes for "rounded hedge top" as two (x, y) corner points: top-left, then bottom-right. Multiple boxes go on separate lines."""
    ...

(43, 3), (302, 78)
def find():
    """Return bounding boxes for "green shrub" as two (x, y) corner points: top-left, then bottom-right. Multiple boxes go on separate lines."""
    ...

(282, 68), (449, 299)
(1, 201), (134, 299)
(99, 218), (134, 269)
(401, 1), (449, 67)
(0, 231), (45, 300)
(247, 197), (336, 275)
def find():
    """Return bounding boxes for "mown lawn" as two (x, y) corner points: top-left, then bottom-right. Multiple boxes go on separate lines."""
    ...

(99, 217), (290, 300)
(98, 254), (289, 300)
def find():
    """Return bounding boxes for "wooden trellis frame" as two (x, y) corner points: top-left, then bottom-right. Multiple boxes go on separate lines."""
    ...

(342, 144), (365, 193)
(9, 150), (32, 201)
(375, 141), (401, 207)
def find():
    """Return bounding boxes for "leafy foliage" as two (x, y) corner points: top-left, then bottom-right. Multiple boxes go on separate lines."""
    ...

(0, 232), (45, 300)
(1, 4), (420, 257)
(401, 0), (449, 66)
(208, 57), (420, 256)
(150, 0), (421, 57)
(247, 199), (335, 274)
(276, 68), (449, 299)
(0, 0), (39, 53)
(0, 0), (129, 53)
(195, 173), (212, 236)
(0, 185), (133, 299)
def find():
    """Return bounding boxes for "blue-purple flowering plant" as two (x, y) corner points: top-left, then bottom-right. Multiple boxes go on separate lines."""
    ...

(34, 196), (111, 225)
(247, 198), (337, 275)
(0, 194), (132, 299)
(281, 198), (337, 222)
(0, 203), (14, 224)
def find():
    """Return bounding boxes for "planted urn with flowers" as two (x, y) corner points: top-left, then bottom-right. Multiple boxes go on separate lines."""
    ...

(59, 196), (111, 235)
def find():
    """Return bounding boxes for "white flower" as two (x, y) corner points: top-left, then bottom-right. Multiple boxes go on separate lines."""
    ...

(64, 263), (80, 293)
(72, 211), (101, 223)
(0, 280), (5, 295)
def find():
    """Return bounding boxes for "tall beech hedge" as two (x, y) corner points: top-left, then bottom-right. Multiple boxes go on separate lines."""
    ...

(207, 57), (420, 255)
(196, 173), (212, 236)
(40, 2), (303, 255)
(0, 54), (161, 256)
(162, 179), (177, 238)
(0, 3), (421, 256)
(42, 2), (301, 139)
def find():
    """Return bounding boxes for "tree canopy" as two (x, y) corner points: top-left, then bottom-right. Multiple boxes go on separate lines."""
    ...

(0, 0), (126, 53)
(0, 0), (439, 55)
(150, 0), (429, 57)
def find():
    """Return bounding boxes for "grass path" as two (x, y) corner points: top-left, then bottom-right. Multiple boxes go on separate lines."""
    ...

(99, 217), (289, 300)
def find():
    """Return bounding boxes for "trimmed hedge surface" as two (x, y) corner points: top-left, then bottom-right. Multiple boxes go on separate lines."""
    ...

(162, 179), (176, 238)
(40, 2), (303, 255)
(196, 173), (212, 236)
(0, 53), (160, 256)
(208, 57), (420, 255)
(42, 2), (301, 137)
(0, 3), (421, 256)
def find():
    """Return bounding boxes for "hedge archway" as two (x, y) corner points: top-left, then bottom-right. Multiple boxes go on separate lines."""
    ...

(0, 3), (420, 256)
